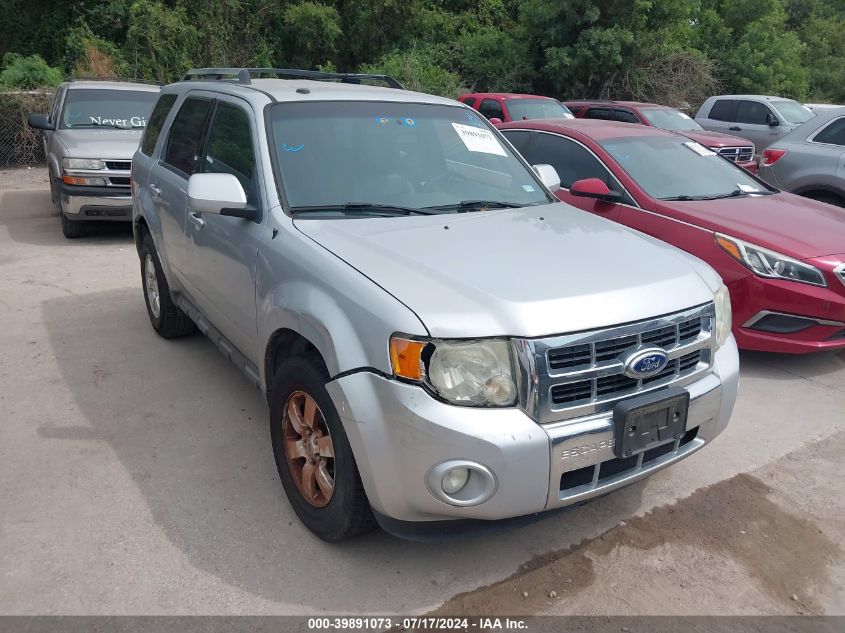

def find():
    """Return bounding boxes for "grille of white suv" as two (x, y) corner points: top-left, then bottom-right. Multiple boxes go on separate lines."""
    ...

(514, 303), (716, 424)
(717, 146), (754, 163)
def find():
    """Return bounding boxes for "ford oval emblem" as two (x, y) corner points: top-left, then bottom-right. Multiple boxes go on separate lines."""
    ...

(623, 348), (669, 378)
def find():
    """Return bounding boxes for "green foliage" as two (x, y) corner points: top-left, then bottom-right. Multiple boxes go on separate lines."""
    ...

(0, 53), (62, 88)
(0, 0), (843, 101)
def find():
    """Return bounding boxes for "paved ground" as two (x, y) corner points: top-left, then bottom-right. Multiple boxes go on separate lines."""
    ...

(1, 174), (843, 615)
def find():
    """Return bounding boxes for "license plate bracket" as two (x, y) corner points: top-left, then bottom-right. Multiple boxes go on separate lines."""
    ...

(612, 386), (690, 459)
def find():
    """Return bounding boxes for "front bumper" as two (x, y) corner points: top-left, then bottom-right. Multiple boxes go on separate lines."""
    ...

(730, 272), (845, 353)
(59, 182), (132, 221)
(326, 337), (739, 531)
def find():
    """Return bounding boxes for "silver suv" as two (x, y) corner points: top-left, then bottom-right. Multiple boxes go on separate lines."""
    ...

(132, 68), (739, 541)
(695, 95), (815, 153)
(28, 79), (160, 238)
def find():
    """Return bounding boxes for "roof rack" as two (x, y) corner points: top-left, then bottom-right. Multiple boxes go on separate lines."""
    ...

(180, 68), (404, 90)
(69, 76), (163, 86)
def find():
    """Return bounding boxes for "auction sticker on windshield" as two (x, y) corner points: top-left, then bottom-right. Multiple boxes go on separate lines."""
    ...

(452, 122), (507, 156)
(683, 141), (716, 157)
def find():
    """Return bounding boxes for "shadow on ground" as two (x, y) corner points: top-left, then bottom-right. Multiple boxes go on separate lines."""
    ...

(0, 189), (133, 246)
(39, 287), (653, 611)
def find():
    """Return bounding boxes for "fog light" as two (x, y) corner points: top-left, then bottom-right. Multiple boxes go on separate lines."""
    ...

(441, 467), (469, 495)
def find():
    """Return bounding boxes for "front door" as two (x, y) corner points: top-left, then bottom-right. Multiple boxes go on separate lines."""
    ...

(183, 96), (264, 359)
(733, 100), (780, 151)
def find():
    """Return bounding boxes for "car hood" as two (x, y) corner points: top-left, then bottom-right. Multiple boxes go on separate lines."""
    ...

(679, 130), (753, 149)
(654, 193), (845, 259)
(56, 128), (143, 159)
(294, 203), (720, 338)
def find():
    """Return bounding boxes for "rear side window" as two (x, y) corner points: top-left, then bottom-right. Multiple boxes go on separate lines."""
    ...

(813, 117), (845, 146)
(611, 109), (640, 124)
(584, 108), (614, 121)
(460, 96), (477, 107)
(203, 102), (258, 204)
(708, 99), (738, 122)
(736, 100), (773, 125)
(478, 99), (505, 120)
(164, 97), (212, 176)
(140, 94), (177, 156)
(502, 130), (533, 156)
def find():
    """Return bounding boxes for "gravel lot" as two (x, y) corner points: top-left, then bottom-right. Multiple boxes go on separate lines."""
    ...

(1, 174), (843, 615)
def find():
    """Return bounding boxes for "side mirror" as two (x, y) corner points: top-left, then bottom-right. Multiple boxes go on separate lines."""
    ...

(532, 164), (561, 190)
(188, 173), (259, 221)
(28, 113), (55, 131)
(766, 113), (779, 127)
(570, 178), (622, 202)
(489, 117), (503, 125)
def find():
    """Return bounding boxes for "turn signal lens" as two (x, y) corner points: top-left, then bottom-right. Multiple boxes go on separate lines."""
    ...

(62, 175), (107, 186)
(389, 336), (426, 381)
(715, 235), (742, 261)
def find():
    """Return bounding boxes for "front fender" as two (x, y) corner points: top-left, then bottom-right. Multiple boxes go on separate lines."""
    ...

(256, 210), (428, 387)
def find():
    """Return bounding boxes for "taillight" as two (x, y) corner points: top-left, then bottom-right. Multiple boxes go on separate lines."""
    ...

(761, 148), (787, 166)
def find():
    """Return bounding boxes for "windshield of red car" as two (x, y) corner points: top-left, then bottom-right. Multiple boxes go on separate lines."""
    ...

(505, 99), (574, 121)
(600, 136), (774, 201)
(639, 108), (702, 131)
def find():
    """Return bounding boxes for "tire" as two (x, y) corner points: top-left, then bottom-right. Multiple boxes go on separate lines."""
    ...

(803, 191), (845, 208)
(269, 352), (376, 541)
(61, 212), (86, 239)
(138, 232), (195, 338)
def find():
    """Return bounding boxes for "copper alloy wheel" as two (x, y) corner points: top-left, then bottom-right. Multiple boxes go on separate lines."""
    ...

(282, 390), (336, 508)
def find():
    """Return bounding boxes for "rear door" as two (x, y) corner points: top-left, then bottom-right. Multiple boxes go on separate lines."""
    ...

(133, 92), (177, 234)
(182, 95), (264, 357)
(700, 98), (736, 135)
(478, 98), (506, 122)
(734, 100), (779, 150)
(149, 94), (213, 282)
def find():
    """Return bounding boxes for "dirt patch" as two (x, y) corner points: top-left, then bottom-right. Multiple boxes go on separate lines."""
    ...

(434, 472), (842, 616)
(0, 166), (48, 190)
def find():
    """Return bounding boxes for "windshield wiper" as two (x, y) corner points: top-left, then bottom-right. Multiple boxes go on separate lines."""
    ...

(425, 200), (523, 212)
(291, 202), (436, 216)
(660, 190), (750, 202)
(69, 122), (137, 130)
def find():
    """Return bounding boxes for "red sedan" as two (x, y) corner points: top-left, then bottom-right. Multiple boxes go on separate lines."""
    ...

(498, 118), (845, 354)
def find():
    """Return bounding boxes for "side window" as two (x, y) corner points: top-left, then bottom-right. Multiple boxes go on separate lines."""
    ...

(460, 96), (477, 108)
(478, 99), (505, 120)
(163, 97), (212, 176)
(140, 94), (177, 156)
(612, 109), (640, 124)
(202, 102), (258, 204)
(708, 99), (738, 122)
(49, 87), (65, 123)
(584, 108), (613, 121)
(501, 130), (533, 157)
(736, 100), (773, 125)
(812, 117), (845, 146)
(529, 134), (631, 202)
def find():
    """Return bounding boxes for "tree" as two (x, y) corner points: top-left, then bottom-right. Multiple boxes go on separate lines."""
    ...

(0, 53), (62, 88)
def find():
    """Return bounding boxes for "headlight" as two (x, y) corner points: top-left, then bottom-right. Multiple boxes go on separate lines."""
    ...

(62, 158), (105, 170)
(714, 284), (732, 348)
(715, 233), (826, 287)
(389, 336), (518, 407)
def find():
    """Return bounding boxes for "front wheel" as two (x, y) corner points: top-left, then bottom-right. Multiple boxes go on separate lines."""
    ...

(269, 353), (376, 541)
(61, 213), (86, 239)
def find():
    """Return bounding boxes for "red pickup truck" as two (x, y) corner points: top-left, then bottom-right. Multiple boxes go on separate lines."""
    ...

(459, 93), (575, 124)
(565, 100), (758, 173)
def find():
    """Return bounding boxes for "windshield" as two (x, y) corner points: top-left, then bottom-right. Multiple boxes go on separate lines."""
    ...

(267, 101), (551, 214)
(505, 99), (574, 121)
(639, 108), (702, 131)
(60, 89), (158, 129)
(771, 100), (814, 125)
(600, 136), (773, 200)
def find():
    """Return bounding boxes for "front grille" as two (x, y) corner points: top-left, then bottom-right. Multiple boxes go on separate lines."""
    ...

(108, 176), (130, 186)
(104, 160), (132, 171)
(517, 303), (715, 424)
(560, 427), (699, 492)
(718, 146), (754, 163)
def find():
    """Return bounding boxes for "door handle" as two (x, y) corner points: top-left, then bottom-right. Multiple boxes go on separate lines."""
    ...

(729, 126), (741, 131)
(188, 211), (205, 230)
(149, 184), (162, 199)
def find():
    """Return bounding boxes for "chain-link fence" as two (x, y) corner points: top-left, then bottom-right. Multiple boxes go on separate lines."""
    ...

(0, 91), (53, 167)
